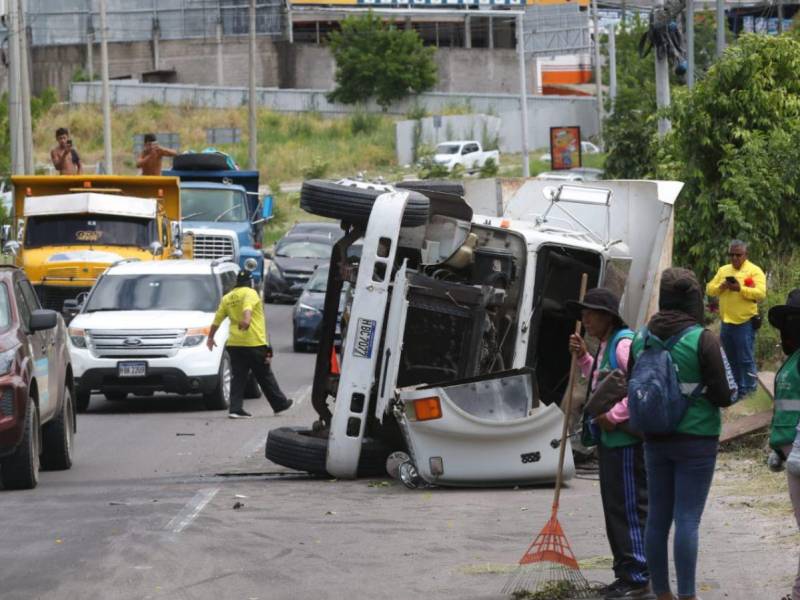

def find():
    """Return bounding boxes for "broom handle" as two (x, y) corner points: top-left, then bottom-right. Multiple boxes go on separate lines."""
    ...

(552, 272), (588, 514)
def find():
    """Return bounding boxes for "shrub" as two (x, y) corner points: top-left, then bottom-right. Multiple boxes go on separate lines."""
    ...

(302, 157), (330, 179)
(479, 157), (499, 178)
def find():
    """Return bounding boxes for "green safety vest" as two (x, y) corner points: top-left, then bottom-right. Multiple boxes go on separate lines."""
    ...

(631, 325), (721, 437)
(770, 349), (800, 451)
(599, 329), (640, 448)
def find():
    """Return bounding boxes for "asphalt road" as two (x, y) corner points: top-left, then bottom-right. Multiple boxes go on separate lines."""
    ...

(0, 303), (795, 600)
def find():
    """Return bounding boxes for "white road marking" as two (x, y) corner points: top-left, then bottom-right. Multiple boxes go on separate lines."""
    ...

(240, 431), (267, 457)
(165, 488), (219, 533)
(293, 384), (312, 409)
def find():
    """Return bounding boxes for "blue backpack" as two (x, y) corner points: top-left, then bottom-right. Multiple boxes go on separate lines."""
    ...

(628, 325), (703, 434)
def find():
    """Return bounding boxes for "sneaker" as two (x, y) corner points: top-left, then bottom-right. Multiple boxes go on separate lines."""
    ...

(274, 399), (294, 415)
(605, 581), (656, 600)
(228, 409), (253, 419)
(600, 580), (625, 596)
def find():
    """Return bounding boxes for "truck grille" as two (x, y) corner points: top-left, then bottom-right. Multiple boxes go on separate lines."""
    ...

(189, 232), (236, 260)
(88, 329), (184, 359)
(34, 285), (89, 312)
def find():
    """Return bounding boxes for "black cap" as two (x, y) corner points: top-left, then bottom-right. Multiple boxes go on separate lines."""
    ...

(769, 289), (800, 330)
(566, 287), (627, 328)
(236, 269), (253, 287)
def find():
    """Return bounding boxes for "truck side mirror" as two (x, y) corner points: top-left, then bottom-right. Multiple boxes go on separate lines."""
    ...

(3, 240), (20, 257)
(261, 195), (273, 221)
(148, 241), (164, 257)
(1, 224), (10, 246)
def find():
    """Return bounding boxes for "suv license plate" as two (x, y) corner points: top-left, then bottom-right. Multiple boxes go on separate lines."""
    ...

(118, 361), (147, 378)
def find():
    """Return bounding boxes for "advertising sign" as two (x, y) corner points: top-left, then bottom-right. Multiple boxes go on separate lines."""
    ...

(549, 126), (581, 170)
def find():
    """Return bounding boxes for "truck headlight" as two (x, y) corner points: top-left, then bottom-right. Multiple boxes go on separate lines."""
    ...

(183, 327), (209, 347)
(0, 347), (16, 376)
(244, 257), (258, 272)
(68, 328), (87, 349)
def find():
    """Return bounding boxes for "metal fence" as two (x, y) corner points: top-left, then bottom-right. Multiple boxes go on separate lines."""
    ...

(26, 0), (284, 47)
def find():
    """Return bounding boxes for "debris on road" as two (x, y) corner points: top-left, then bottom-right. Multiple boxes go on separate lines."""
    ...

(233, 501), (244, 510)
(176, 433), (196, 437)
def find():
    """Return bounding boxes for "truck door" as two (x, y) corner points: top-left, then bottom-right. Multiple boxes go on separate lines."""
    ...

(14, 277), (53, 420)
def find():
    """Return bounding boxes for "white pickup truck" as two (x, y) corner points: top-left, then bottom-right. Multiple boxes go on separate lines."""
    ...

(433, 140), (500, 172)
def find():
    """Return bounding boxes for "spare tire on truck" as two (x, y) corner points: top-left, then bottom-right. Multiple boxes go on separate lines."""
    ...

(300, 179), (430, 228)
(395, 180), (465, 198)
(265, 426), (392, 477)
(173, 152), (231, 171)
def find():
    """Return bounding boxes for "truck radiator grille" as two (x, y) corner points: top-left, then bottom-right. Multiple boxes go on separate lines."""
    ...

(88, 329), (184, 358)
(34, 285), (88, 312)
(192, 234), (235, 260)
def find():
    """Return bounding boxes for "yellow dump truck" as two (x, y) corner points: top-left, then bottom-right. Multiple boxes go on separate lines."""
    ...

(7, 175), (186, 311)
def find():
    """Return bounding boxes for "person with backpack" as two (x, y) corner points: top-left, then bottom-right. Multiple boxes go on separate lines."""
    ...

(629, 267), (737, 600)
(766, 290), (800, 600)
(567, 288), (654, 600)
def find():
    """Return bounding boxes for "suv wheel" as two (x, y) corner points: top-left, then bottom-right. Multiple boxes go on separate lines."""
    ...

(75, 387), (91, 413)
(203, 351), (231, 410)
(41, 384), (75, 471)
(1, 397), (40, 490)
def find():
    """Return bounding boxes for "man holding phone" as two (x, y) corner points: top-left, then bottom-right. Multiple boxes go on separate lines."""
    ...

(50, 127), (82, 174)
(707, 239), (766, 398)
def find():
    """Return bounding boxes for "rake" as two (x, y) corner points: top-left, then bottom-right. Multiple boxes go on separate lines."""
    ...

(503, 273), (596, 600)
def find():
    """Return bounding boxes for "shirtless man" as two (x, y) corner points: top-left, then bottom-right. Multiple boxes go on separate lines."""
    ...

(50, 128), (82, 174)
(136, 133), (177, 176)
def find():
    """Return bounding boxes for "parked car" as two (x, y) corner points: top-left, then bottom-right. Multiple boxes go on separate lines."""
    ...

(432, 141), (500, 173)
(0, 265), (75, 490)
(286, 222), (344, 240)
(292, 265), (349, 352)
(263, 233), (334, 303)
(66, 259), (240, 412)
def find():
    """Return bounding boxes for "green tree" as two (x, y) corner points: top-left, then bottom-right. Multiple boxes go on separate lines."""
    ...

(327, 12), (438, 110)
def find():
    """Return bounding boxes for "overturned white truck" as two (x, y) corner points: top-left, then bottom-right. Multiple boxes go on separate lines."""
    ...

(266, 178), (683, 486)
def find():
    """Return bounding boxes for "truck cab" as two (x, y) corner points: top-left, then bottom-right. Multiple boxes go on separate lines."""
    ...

(7, 176), (183, 312)
(163, 168), (271, 291)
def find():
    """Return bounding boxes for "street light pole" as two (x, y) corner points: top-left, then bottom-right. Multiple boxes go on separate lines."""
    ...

(591, 0), (603, 145)
(516, 12), (530, 178)
(99, 0), (113, 173)
(686, 0), (695, 88)
(248, 0), (258, 171)
(716, 0), (725, 58)
(7, 0), (24, 175)
(655, 0), (671, 137)
(18, 0), (34, 174)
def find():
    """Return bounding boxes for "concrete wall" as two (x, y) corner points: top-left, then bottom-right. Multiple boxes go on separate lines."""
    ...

(395, 114), (503, 166)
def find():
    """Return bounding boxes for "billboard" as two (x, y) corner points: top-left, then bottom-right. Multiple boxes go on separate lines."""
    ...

(549, 126), (581, 170)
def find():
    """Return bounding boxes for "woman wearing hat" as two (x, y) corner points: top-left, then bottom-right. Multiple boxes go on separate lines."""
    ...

(767, 290), (800, 600)
(568, 288), (654, 600)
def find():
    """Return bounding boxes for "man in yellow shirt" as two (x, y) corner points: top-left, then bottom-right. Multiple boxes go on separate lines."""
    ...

(706, 240), (767, 398)
(207, 269), (293, 418)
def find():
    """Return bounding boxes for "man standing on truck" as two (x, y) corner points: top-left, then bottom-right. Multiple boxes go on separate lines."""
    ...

(207, 268), (293, 418)
(136, 133), (177, 176)
(50, 127), (82, 174)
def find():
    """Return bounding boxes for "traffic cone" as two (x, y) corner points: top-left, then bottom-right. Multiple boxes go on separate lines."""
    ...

(330, 348), (340, 375)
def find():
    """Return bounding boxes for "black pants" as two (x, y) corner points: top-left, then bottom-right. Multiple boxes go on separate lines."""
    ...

(598, 443), (650, 585)
(227, 345), (289, 413)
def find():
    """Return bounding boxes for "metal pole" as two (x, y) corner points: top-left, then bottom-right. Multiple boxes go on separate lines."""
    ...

(516, 13), (530, 178)
(286, 0), (294, 43)
(608, 23), (617, 104)
(152, 17), (160, 70)
(248, 0), (257, 171)
(655, 0), (671, 137)
(591, 0), (603, 146)
(464, 15), (471, 48)
(18, 0), (34, 174)
(488, 16), (494, 49)
(778, 0), (784, 34)
(216, 16), (224, 86)
(686, 0), (695, 88)
(99, 0), (113, 173)
(716, 0), (725, 57)
(87, 16), (95, 81)
(8, 0), (24, 175)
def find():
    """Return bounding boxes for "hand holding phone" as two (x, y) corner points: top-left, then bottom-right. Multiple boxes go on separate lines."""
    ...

(725, 276), (737, 284)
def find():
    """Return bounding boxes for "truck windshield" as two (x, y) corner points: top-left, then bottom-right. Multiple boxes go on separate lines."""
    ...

(25, 215), (154, 249)
(436, 144), (460, 155)
(181, 189), (248, 222)
(85, 274), (220, 312)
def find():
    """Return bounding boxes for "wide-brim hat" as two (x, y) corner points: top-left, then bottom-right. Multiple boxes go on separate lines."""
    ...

(768, 289), (800, 330)
(566, 287), (627, 328)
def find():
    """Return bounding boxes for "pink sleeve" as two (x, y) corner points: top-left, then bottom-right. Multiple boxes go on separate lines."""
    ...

(606, 338), (632, 424)
(577, 351), (594, 379)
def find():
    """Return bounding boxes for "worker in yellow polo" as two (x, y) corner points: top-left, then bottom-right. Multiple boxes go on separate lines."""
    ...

(706, 239), (766, 399)
(207, 269), (293, 418)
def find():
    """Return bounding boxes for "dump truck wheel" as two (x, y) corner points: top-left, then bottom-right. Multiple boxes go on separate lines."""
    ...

(265, 426), (392, 477)
(172, 152), (230, 171)
(395, 180), (465, 197)
(300, 180), (430, 228)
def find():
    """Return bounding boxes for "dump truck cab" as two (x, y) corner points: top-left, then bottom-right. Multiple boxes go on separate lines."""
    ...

(7, 175), (183, 311)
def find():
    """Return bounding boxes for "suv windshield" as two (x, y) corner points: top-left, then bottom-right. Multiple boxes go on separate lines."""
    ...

(25, 215), (154, 248)
(275, 240), (332, 259)
(181, 189), (248, 222)
(85, 274), (220, 312)
(436, 144), (460, 155)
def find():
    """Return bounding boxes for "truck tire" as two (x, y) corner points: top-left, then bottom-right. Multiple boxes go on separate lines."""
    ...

(75, 388), (91, 413)
(41, 385), (75, 471)
(173, 152), (230, 171)
(1, 397), (39, 490)
(300, 180), (430, 227)
(395, 180), (465, 197)
(203, 351), (231, 410)
(265, 426), (392, 477)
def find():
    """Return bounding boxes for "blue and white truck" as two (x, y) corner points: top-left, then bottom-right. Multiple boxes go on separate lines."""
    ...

(164, 166), (272, 291)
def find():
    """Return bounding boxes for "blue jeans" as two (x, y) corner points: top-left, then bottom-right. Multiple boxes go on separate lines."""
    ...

(644, 438), (718, 598)
(720, 320), (756, 397)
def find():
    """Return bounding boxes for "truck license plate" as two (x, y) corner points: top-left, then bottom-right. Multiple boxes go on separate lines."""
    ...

(353, 318), (376, 359)
(118, 361), (147, 378)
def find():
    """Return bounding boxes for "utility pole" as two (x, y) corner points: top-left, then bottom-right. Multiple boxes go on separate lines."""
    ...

(608, 23), (617, 104)
(778, 0), (784, 34)
(655, 0), (671, 137)
(716, 0), (725, 58)
(591, 0), (603, 146)
(248, 0), (258, 171)
(7, 0), (24, 175)
(686, 0), (695, 88)
(99, 0), (113, 173)
(515, 12), (530, 178)
(18, 0), (34, 174)
(87, 14), (95, 81)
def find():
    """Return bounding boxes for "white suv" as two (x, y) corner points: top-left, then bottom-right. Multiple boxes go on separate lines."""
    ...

(67, 259), (240, 412)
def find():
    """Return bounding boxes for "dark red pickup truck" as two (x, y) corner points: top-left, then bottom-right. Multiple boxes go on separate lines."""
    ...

(0, 265), (75, 490)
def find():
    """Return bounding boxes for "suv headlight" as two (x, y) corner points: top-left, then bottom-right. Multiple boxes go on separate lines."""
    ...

(268, 262), (281, 279)
(183, 327), (209, 347)
(68, 328), (87, 349)
(0, 347), (16, 376)
(296, 303), (321, 318)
